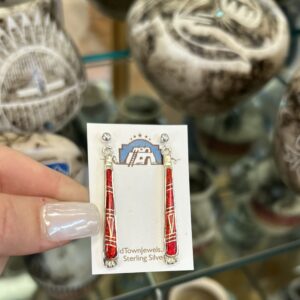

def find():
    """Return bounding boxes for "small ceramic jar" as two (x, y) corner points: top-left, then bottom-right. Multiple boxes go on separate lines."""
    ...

(89, 0), (135, 20)
(116, 94), (163, 124)
(0, 0), (86, 132)
(66, 83), (116, 150)
(25, 239), (96, 300)
(128, 0), (289, 116)
(169, 278), (231, 300)
(189, 162), (217, 251)
(222, 203), (264, 251)
(246, 159), (300, 235)
(196, 99), (265, 165)
(274, 67), (300, 194)
(0, 132), (85, 182)
(287, 278), (300, 300)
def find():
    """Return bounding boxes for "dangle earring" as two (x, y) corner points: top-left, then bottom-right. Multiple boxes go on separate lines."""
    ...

(160, 133), (178, 264)
(102, 132), (118, 268)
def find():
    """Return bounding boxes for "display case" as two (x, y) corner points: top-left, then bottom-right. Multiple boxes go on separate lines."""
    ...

(2, 1), (300, 299)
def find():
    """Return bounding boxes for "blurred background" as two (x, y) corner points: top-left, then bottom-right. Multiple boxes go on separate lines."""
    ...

(2, 0), (300, 299)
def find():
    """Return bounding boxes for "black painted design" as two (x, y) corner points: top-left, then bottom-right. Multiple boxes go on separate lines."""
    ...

(128, 0), (289, 115)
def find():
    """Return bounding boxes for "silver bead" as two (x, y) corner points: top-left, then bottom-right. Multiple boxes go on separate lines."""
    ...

(160, 133), (169, 144)
(102, 132), (111, 142)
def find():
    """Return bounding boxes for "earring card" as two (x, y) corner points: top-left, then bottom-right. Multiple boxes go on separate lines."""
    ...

(87, 124), (193, 274)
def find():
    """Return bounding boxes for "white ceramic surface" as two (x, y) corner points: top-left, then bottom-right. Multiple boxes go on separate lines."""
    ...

(169, 277), (230, 300)
(0, 0), (86, 132)
(128, 0), (289, 116)
(0, 132), (85, 181)
(274, 66), (300, 194)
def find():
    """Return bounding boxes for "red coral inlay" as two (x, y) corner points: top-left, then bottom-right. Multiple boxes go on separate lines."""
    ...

(165, 168), (177, 256)
(104, 168), (117, 259)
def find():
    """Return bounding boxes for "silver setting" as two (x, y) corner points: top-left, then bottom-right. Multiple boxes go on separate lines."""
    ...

(161, 147), (171, 157)
(102, 132), (118, 268)
(102, 132), (111, 142)
(164, 254), (178, 265)
(102, 133), (114, 169)
(102, 145), (113, 157)
(104, 257), (118, 268)
(160, 133), (178, 265)
(160, 133), (169, 144)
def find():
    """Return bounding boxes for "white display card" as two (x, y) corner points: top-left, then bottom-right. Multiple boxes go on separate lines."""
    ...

(87, 124), (193, 274)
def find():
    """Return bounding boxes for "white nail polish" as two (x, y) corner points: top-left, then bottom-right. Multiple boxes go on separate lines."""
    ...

(42, 203), (100, 242)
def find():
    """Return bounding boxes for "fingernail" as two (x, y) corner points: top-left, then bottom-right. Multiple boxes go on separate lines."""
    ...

(41, 202), (100, 242)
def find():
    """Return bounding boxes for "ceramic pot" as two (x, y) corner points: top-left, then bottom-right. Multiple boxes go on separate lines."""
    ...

(116, 94), (163, 124)
(247, 159), (300, 235)
(0, 132), (85, 182)
(169, 278), (230, 300)
(287, 278), (300, 300)
(128, 0), (289, 116)
(25, 239), (96, 300)
(0, 257), (37, 300)
(0, 0), (86, 132)
(189, 162), (216, 251)
(274, 67), (300, 194)
(196, 98), (266, 165)
(66, 83), (116, 150)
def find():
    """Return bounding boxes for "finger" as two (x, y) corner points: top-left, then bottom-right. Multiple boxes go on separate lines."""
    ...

(0, 146), (88, 202)
(0, 194), (100, 256)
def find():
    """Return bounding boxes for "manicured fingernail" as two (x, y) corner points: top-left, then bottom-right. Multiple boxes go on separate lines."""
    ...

(41, 203), (100, 242)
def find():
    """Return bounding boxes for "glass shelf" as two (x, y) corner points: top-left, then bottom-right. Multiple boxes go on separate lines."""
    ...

(70, 53), (300, 299)
(2, 1), (300, 299)
(110, 240), (300, 300)
(73, 0), (300, 287)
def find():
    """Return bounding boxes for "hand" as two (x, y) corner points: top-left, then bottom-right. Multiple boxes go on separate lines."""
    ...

(0, 146), (100, 273)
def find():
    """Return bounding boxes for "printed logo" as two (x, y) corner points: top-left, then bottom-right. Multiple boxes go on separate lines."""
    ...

(44, 162), (70, 176)
(119, 134), (162, 167)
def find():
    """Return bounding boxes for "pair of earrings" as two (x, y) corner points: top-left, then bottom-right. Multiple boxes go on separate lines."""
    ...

(101, 133), (178, 268)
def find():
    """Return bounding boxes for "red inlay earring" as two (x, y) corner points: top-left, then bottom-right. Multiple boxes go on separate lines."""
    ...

(161, 133), (178, 264)
(102, 132), (118, 268)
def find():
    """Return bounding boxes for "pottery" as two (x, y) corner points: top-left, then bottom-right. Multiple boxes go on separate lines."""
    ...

(68, 83), (116, 149)
(128, 0), (289, 116)
(196, 98), (266, 165)
(246, 159), (300, 235)
(0, 0), (86, 132)
(89, 0), (135, 20)
(274, 67), (300, 194)
(0, 132), (85, 182)
(0, 257), (37, 299)
(117, 94), (162, 124)
(222, 203), (263, 251)
(287, 277), (300, 300)
(169, 278), (230, 300)
(189, 162), (216, 250)
(25, 239), (96, 300)
(249, 177), (300, 235)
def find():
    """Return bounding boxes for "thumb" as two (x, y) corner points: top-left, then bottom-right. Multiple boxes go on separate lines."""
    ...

(0, 194), (100, 257)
